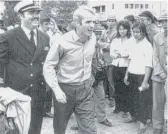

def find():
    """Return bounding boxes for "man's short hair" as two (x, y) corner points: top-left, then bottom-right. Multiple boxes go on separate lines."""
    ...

(101, 23), (108, 30)
(40, 12), (50, 24)
(124, 15), (135, 23)
(139, 11), (157, 23)
(40, 18), (50, 24)
(73, 5), (96, 24)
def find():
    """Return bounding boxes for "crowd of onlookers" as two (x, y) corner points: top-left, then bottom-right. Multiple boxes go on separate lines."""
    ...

(0, 2), (167, 134)
(93, 10), (167, 134)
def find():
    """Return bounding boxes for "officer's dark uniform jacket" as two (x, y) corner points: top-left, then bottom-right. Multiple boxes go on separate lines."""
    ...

(0, 27), (50, 94)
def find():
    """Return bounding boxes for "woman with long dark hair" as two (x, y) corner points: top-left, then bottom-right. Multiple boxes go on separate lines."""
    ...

(110, 20), (132, 116)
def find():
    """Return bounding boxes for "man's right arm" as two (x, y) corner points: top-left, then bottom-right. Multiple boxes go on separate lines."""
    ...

(43, 40), (63, 90)
(0, 34), (9, 87)
(43, 40), (67, 103)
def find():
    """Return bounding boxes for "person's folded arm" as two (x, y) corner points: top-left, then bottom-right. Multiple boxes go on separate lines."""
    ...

(120, 50), (129, 58)
(110, 42), (118, 59)
(141, 43), (153, 89)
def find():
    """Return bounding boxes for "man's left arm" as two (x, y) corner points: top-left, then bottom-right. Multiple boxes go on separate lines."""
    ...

(153, 37), (167, 79)
(141, 43), (153, 89)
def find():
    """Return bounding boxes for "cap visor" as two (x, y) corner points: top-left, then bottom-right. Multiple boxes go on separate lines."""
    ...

(21, 7), (43, 12)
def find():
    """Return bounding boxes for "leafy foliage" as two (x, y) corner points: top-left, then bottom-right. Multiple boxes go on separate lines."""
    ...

(41, 0), (87, 27)
(2, 0), (87, 28)
(3, 1), (20, 27)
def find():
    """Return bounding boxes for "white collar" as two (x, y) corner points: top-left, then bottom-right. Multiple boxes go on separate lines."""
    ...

(38, 27), (44, 33)
(21, 25), (37, 38)
(72, 30), (93, 43)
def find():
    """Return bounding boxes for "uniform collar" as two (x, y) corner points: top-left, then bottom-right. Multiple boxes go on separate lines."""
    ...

(38, 26), (44, 33)
(21, 25), (37, 37)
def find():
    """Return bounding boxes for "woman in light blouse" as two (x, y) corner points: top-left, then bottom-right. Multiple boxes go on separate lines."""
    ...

(124, 22), (153, 134)
(110, 20), (132, 117)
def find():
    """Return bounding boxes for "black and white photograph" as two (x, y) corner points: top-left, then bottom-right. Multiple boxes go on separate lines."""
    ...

(0, 0), (167, 134)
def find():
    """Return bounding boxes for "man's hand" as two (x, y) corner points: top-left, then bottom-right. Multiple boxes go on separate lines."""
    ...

(90, 75), (95, 86)
(116, 54), (121, 58)
(124, 75), (129, 86)
(53, 87), (67, 104)
(160, 72), (167, 80)
(115, 51), (121, 58)
(114, 50), (121, 57)
(141, 81), (149, 91)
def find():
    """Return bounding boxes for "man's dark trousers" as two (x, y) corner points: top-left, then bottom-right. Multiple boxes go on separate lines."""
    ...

(53, 80), (97, 134)
(44, 85), (52, 114)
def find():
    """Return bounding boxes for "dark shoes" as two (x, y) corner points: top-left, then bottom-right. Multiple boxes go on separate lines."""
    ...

(100, 119), (112, 127)
(109, 101), (115, 107)
(137, 127), (147, 134)
(124, 116), (136, 123)
(137, 123), (147, 134)
(122, 112), (129, 118)
(44, 112), (54, 118)
(70, 125), (78, 131)
(113, 109), (121, 114)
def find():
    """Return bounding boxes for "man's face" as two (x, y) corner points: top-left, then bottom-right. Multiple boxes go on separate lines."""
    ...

(107, 19), (116, 28)
(133, 27), (144, 40)
(49, 21), (54, 30)
(20, 10), (40, 30)
(42, 21), (50, 32)
(160, 20), (168, 32)
(79, 15), (95, 37)
(140, 16), (151, 26)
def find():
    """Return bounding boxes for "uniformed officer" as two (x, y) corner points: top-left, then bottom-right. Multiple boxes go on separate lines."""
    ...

(0, 1), (50, 134)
